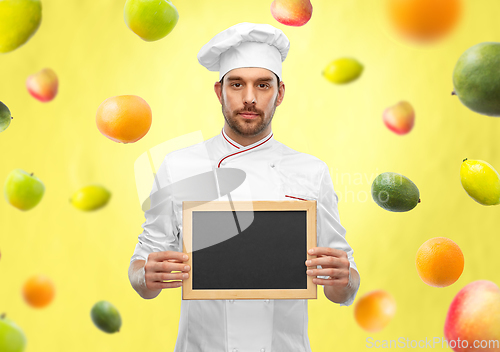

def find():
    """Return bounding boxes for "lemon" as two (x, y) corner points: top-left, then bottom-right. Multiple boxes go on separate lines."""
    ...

(0, 0), (42, 54)
(460, 158), (500, 205)
(322, 57), (364, 84)
(70, 185), (111, 211)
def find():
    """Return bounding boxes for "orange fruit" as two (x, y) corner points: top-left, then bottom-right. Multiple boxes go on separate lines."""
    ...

(415, 237), (464, 287)
(354, 290), (396, 332)
(386, 0), (462, 42)
(96, 95), (152, 144)
(22, 274), (55, 308)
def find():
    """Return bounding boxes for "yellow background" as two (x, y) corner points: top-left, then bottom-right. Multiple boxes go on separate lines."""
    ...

(1, 0), (500, 351)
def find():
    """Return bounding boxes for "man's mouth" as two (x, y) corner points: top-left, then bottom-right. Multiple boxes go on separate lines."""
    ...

(239, 112), (259, 119)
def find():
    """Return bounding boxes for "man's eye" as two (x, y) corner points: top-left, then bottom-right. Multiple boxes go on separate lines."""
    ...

(230, 83), (269, 88)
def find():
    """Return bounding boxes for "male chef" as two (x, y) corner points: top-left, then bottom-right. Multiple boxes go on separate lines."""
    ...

(128, 22), (360, 352)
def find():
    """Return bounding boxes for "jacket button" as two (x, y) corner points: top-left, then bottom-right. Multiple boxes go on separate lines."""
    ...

(270, 163), (275, 168)
(221, 161), (227, 166)
(232, 349), (238, 352)
(264, 299), (270, 303)
(229, 299), (234, 303)
(261, 349), (266, 352)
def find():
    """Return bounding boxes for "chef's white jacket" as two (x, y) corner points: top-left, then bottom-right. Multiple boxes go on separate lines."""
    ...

(130, 128), (359, 352)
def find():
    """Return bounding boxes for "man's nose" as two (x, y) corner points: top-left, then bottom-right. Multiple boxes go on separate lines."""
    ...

(243, 88), (256, 104)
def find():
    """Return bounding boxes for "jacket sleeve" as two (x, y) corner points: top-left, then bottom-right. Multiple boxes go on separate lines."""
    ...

(130, 155), (180, 264)
(317, 162), (359, 307)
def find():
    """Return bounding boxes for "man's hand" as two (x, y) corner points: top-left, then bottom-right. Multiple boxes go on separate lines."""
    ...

(305, 247), (350, 287)
(144, 251), (191, 290)
(305, 247), (360, 304)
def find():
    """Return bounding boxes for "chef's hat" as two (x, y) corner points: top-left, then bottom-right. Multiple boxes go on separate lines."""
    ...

(197, 22), (290, 82)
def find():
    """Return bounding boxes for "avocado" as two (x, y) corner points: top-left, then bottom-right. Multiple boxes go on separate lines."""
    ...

(452, 42), (500, 116)
(371, 172), (420, 212)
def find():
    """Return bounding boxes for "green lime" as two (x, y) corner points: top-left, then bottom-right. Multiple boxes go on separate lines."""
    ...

(371, 172), (420, 212)
(0, 101), (12, 133)
(90, 301), (122, 334)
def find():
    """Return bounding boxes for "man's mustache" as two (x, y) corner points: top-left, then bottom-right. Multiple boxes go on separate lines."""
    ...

(237, 109), (261, 114)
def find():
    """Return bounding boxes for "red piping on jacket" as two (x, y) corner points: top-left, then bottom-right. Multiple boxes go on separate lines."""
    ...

(222, 131), (240, 149)
(285, 195), (306, 201)
(218, 133), (274, 168)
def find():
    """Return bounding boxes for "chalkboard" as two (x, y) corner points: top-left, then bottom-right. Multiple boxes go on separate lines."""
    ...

(181, 200), (317, 300)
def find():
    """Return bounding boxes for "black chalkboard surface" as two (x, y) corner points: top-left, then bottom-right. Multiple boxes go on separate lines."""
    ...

(181, 200), (317, 300)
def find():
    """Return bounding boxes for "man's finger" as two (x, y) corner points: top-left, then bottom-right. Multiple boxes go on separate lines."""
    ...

(150, 250), (189, 262)
(305, 256), (346, 268)
(308, 247), (346, 258)
(306, 268), (342, 278)
(154, 261), (190, 273)
(312, 277), (338, 286)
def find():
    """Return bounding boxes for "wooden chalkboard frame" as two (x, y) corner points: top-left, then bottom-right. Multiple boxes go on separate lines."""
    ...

(181, 200), (317, 300)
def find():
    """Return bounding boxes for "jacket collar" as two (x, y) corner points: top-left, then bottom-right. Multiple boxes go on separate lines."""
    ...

(220, 128), (274, 152)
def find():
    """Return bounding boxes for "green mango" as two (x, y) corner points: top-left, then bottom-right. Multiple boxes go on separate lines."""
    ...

(0, 0), (42, 53)
(371, 172), (420, 212)
(452, 42), (500, 117)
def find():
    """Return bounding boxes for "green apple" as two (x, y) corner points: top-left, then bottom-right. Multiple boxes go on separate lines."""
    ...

(0, 101), (13, 132)
(0, 313), (27, 352)
(0, 0), (42, 54)
(123, 0), (179, 42)
(70, 185), (111, 211)
(4, 169), (45, 211)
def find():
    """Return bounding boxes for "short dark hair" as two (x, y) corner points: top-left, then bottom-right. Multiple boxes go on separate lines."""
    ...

(220, 72), (280, 90)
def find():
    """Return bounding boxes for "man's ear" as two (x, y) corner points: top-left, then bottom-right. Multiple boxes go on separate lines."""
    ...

(214, 81), (222, 104)
(276, 81), (285, 107)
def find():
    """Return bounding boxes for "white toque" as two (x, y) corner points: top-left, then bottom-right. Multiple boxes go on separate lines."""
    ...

(197, 22), (290, 82)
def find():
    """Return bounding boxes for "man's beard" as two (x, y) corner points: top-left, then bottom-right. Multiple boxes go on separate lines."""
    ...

(221, 94), (277, 137)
